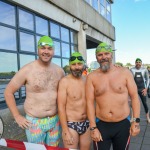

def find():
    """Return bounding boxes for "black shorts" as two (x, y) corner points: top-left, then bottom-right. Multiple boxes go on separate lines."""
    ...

(94, 118), (130, 150)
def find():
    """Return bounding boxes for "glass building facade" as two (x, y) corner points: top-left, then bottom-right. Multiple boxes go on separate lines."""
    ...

(85, 0), (112, 22)
(0, 0), (78, 107)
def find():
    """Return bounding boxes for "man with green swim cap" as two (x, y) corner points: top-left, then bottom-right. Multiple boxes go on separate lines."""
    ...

(58, 52), (91, 150)
(4, 35), (65, 146)
(86, 42), (140, 150)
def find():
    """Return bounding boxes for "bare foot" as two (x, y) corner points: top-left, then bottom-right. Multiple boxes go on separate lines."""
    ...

(147, 118), (150, 123)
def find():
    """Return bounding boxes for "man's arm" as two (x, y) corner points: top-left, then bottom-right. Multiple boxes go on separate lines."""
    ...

(4, 67), (31, 128)
(85, 75), (96, 127)
(126, 70), (140, 136)
(86, 74), (102, 141)
(57, 77), (74, 145)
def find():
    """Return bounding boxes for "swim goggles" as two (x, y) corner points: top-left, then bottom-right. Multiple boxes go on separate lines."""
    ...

(69, 56), (84, 62)
(96, 45), (112, 51)
(38, 42), (54, 47)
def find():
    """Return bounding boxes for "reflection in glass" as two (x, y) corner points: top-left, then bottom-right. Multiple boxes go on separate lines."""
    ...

(19, 9), (34, 31)
(0, 52), (18, 102)
(62, 59), (69, 67)
(61, 27), (69, 42)
(70, 32), (77, 44)
(100, 0), (105, 6)
(35, 16), (48, 35)
(52, 58), (61, 67)
(71, 45), (78, 54)
(0, 26), (16, 51)
(50, 22), (60, 39)
(20, 54), (35, 68)
(106, 1), (111, 12)
(54, 41), (61, 56)
(20, 32), (35, 52)
(100, 5), (105, 17)
(92, 0), (98, 11)
(62, 43), (70, 58)
(106, 11), (111, 23)
(0, 1), (16, 26)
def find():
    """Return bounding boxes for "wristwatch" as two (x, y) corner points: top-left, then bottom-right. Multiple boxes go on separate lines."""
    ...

(132, 118), (140, 123)
(90, 127), (97, 131)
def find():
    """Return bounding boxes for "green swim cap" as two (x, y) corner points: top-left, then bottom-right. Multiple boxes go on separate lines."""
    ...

(135, 58), (142, 62)
(38, 36), (54, 48)
(96, 42), (112, 54)
(69, 52), (84, 65)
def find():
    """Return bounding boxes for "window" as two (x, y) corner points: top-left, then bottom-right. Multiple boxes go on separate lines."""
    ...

(106, 1), (111, 22)
(84, 0), (112, 23)
(36, 16), (48, 35)
(61, 43), (70, 58)
(19, 32), (35, 52)
(61, 27), (69, 42)
(50, 22), (60, 39)
(0, 1), (16, 26)
(19, 9), (34, 31)
(0, 52), (18, 103)
(53, 41), (61, 56)
(0, 26), (16, 51)
(92, 0), (99, 11)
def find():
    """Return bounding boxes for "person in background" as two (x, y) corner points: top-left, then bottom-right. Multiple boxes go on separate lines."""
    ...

(4, 36), (65, 146)
(130, 58), (150, 123)
(86, 42), (140, 150)
(82, 65), (88, 76)
(58, 52), (91, 150)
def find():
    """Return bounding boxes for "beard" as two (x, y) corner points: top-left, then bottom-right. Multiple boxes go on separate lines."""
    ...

(100, 60), (110, 72)
(70, 68), (83, 78)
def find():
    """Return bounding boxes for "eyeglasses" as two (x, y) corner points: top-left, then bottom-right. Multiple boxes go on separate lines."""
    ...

(97, 45), (112, 51)
(69, 56), (84, 62)
(38, 42), (54, 47)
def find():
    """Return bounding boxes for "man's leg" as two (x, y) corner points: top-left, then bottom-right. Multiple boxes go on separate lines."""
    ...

(79, 128), (91, 150)
(94, 120), (112, 150)
(45, 115), (61, 146)
(25, 115), (46, 144)
(139, 92), (150, 122)
(62, 127), (79, 149)
(112, 119), (130, 150)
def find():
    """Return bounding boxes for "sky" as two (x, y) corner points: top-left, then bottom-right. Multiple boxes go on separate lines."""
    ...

(87, 0), (150, 66)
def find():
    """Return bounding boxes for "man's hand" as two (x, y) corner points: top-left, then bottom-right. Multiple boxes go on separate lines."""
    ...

(142, 88), (147, 96)
(130, 122), (140, 136)
(91, 128), (103, 142)
(62, 130), (74, 145)
(14, 115), (32, 129)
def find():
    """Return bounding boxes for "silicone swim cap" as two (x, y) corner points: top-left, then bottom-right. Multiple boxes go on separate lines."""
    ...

(38, 36), (54, 48)
(135, 58), (142, 62)
(69, 52), (84, 65)
(96, 42), (112, 53)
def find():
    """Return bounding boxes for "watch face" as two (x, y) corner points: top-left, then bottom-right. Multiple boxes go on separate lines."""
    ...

(136, 118), (140, 123)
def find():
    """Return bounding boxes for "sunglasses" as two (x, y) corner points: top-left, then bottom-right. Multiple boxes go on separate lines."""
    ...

(38, 42), (54, 47)
(69, 56), (84, 62)
(97, 45), (112, 51)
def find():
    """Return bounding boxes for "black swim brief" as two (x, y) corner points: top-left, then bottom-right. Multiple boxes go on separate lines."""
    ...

(67, 120), (89, 135)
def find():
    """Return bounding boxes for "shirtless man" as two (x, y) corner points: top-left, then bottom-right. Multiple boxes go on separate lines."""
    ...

(4, 36), (64, 146)
(86, 42), (140, 150)
(130, 58), (150, 122)
(58, 52), (91, 150)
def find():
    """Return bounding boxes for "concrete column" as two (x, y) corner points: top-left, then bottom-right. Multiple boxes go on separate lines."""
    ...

(78, 23), (87, 62)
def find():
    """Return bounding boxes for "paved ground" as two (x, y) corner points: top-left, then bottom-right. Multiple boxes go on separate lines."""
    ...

(0, 97), (150, 150)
